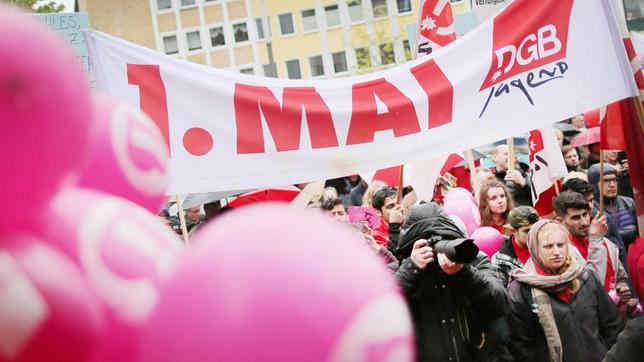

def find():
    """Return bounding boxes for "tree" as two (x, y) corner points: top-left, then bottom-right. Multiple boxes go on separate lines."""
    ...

(5, 0), (65, 13)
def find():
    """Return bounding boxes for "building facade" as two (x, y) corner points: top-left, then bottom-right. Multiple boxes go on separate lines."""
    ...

(79, 0), (470, 78)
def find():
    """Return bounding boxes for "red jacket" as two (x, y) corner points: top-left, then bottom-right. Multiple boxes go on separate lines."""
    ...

(627, 237), (644, 298)
(372, 219), (389, 247)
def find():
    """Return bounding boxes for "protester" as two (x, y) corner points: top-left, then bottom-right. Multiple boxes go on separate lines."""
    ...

(472, 167), (496, 201)
(570, 114), (587, 130)
(392, 203), (507, 361)
(582, 143), (602, 169)
(371, 187), (404, 248)
(601, 150), (633, 198)
(184, 206), (203, 233)
(507, 220), (624, 361)
(588, 164), (639, 250)
(553, 127), (565, 148)
(553, 191), (637, 315)
(361, 180), (387, 208)
(561, 145), (584, 173)
(320, 196), (348, 223)
(562, 177), (627, 268)
(491, 206), (540, 287)
(479, 181), (515, 235)
(491, 144), (533, 206)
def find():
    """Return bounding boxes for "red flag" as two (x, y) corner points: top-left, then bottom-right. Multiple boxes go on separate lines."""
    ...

(600, 102), (627, 150)
(528, 128), (568, 215)
(414, 0), (456, 58)
(372, 166), (403, 187)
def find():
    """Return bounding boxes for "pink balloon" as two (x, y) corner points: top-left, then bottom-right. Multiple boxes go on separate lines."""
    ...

(76, 95), (168, 213)
(470, 227), (505, 257)
(0, 9), (92, 231)
(0, 234), (104, 362)
(444, 187), (476, 204)
(442, 198), (481, 237)
(34, 188), (184, 362)
(138, 204), (414, 362)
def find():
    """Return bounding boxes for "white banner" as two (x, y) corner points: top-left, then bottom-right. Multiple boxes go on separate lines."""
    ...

(471, 0), (513, 23)
(86, 0), (636, 195)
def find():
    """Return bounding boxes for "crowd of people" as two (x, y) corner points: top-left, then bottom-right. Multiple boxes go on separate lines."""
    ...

(163, 116), (642, 362)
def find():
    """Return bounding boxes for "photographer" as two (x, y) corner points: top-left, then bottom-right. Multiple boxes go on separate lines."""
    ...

(392, 203), (508, 361)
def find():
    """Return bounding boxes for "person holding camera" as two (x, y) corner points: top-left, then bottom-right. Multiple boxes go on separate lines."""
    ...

(392, 203), (508, 361)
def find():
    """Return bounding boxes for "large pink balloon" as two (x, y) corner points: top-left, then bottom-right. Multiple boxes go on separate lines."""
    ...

(138, 204), (414, 362)
(442, 198), (481, 237)
(470, 227), (504, 257)
(0, 234), (104, 362)
(34, 188), (184, 362)
(0, 9), (92, 231)
(76, 95), (168, 213)
(444, 187), (476, 204)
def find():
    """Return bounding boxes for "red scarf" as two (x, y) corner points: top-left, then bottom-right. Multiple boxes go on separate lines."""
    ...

(570, 234), (589, 259)
(602, 241), (616, 293)
(533, 261), (572, 304)
(511, 237), (531, 264)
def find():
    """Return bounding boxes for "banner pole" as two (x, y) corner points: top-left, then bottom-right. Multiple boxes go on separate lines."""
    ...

(599, 151), (605, 216)
(506, 138), (515, 172)
(554, 180), (560, 195)
(396, 165), (404, 204)
(176, 195), (191, 246)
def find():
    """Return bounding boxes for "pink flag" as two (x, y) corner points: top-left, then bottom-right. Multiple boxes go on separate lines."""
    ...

(528, 128), (568, 215)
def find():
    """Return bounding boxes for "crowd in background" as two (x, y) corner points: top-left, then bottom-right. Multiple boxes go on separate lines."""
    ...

(160, 114), (643, 362)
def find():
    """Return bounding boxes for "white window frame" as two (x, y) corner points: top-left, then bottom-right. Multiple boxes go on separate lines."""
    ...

(156, 0), (173, 13)
(185, 28), (203, 52)
(231, 20), (250, 45)
(347, 0), (365, 24)
(278, 12), (296, 37)
(300, 8), (317, 33)
(180, 0), (198, 9)
(238, 65), (255, 75)
(208, 23), (227, 49)
(332, 51), (348, 74)
(371, 0), (389, 19)
(308, 55), (325, 78)
(324, 4), (341, 29)
(285, 59), (302, 79)
(161, 32), (180, 55)
(396, 0), (413, 14)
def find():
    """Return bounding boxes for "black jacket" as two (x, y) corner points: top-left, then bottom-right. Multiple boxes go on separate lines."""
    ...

(507, 269), (624, 362)
(603, 316), (644, 362)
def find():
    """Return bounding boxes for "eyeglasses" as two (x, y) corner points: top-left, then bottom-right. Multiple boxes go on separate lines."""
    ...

(602, 178), (618, 185)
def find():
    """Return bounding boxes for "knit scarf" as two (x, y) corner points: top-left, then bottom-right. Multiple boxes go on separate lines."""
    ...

(511, 220), (584, 362)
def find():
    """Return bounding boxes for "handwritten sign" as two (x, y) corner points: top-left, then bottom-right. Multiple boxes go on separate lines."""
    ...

(32, 12), (95, 90)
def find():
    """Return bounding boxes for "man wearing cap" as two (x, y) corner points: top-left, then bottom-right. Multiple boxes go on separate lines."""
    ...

(491, 206), (540, 287)
(588, 163), (639, 250)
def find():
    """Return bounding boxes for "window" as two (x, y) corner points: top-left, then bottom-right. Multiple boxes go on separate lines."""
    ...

(403, 40), (412, 61)
(232, 22), (249, 43)
(348, 0), (363, 22)
(372, 0), (388, 18)
(379, 42), (395, 65)
(325, 5), (340, 27)
(309, 55), (324, 77)
(186, 31), (201, 51)
(286, 59), (302, 79)
(239, 67), (254, 75)
(355, 47), (371, 69)
(209, 26), (225, 47)
(301, 9), (317, 31)
(163, 35), (178, 54)
(279, 13), (295, 35)
(157, 0), (171, 10)
(255, 17), (271, 39)
(332, 51), (347, 73)
(181, 0), (196, 7)
(263, 63), (278, 78)
(397, 0), (412, 13)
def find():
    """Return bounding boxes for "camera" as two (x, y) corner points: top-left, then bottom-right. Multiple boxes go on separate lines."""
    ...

(423, 235), (479, 264)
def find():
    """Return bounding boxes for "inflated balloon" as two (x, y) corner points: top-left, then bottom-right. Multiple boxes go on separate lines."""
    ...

(0, 8), (92, 231)
(138, 204), (414, 362)
(444, 187), (476, 204)
(76, 95), (168, 213)
(34, 188), (183, 362)
(470, 227), (504, 257)
(442, 198), (480, 237)
(0, 234), (104, 362)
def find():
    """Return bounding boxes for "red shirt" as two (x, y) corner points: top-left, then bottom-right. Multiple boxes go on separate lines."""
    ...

(372, 218), (389, 247)
(570, 234), (589, 259)
(511, 237), (531, 265)
(627, 237), (644, 298)
(490, 222), (505, 235)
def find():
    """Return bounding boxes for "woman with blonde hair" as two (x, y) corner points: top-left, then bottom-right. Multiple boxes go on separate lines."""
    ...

(362, 180), (387, 208)
(478, 181), (515, 234)
(507, 220), (623, 362)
